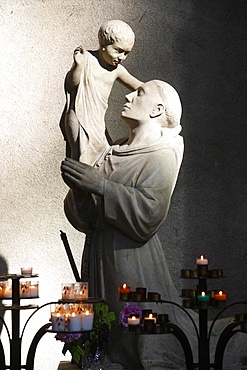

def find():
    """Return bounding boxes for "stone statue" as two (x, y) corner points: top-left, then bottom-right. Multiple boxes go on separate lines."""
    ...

(60, 19), (142, 165)
(61, 80), (194, 369)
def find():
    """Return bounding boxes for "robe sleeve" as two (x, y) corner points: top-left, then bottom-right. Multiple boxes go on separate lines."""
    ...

(64, 189), (96, 233)
(103, 148), (179, 242)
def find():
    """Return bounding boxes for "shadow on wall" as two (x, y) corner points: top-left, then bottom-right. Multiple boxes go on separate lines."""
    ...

(0, 256), (8, 335)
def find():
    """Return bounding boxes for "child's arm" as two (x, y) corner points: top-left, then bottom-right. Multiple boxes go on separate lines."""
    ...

(65, 46), (85, 92)
(117, 64), (143, 91)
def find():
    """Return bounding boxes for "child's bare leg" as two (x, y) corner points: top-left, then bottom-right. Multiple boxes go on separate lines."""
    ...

(65, 109), (79, 160)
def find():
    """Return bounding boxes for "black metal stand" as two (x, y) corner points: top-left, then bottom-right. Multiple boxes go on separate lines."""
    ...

(0, 271), (246, 370)
(0, 274), (39, 370)
(121, 277), (247, 370)
(172, 277), (247, 369)
(0, 275), (103, 370)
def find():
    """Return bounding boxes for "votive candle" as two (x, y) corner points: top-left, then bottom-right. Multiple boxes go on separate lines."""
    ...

(51, 313), (65, 331)
(68, 312), (81, 332)
(81, 310), (94, 331)
(127, 316), (141, 325)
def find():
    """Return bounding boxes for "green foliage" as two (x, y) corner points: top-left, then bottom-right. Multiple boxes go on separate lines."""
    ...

(62, 302), (116, 365)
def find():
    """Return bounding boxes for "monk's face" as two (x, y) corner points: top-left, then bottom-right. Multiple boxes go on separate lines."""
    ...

(121, 81), (161, 124)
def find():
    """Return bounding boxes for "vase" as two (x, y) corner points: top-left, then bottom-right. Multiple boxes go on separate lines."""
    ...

(80, 348), (105, 370)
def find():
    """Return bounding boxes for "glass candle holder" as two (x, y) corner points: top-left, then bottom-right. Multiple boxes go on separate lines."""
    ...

(196, 255), (208, 277)
(147, 292), (161, 302)
(51, 312), (66, 331)
(0, 282), (5, 299)
(74, 282), (88, 300)
(81, 307), (94, 331)
(136, 287), (146, 300)
(118, 284), (130, 300)
(50, 303), (64, 320)
(20, 281), (31, 298)
(1, 280), (12, 299)
(80, 303), (93, 313)
(61, 283), (75, 300)
(67, 311), (82, 332)
(21, 267), (33, 277)
(143, 316), (155, 333)
(29, 281), (39, 298)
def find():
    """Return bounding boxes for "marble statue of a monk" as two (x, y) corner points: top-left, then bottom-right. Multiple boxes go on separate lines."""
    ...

(61, 81), (196, 369)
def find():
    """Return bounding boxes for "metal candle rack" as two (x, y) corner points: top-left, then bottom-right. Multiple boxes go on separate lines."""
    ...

(1, 243), (246, 370)
(180, 271), (247, 370)
(0, 274), (103, 370)
(120, 267), (247, 370)
(0, 274), (40, 370)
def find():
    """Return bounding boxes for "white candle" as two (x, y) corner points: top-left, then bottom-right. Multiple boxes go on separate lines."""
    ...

(68, 312), (81, 332)
(4, 286), (12, 299)
(51, 313), (65, 331)
(196, 255), (208, 265)
(127, 316), (140, 325)
(144, 313), (157, 324)
(29, 283), (39, 297)
(81, 310), (94, 331)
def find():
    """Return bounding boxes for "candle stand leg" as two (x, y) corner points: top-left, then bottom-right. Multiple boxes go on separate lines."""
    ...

(198, 308), (209, 370)
(167, 323), (194, 370)
(0, 339), (6, 369)
(25, 323), (51, 370)
(11, 279), (21, 370)
(214, 322), (243, 370)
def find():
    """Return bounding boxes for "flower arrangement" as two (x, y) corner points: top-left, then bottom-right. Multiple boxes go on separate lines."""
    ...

(56, 302), (116, 365)
(119, 303), (142, 327)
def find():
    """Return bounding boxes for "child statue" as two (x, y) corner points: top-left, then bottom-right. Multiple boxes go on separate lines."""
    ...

(60, 19), (143, 165)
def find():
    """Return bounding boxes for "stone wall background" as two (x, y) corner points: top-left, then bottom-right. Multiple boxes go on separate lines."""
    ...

(0, 0), (246, 369)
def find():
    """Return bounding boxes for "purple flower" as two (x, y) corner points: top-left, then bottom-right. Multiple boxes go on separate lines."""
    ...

(119, 303), (142, 327)
(55, 333), (81, 343)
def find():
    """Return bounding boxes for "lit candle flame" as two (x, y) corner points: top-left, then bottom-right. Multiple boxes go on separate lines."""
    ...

(148, 314), (153, 319)
(132, 316), (136, 320)
(200, 255), (204, 260)
(202, 292), (205, 297)
(123, 284), (127, 289)
(85, 310), (90, 315)
(219, 291), (223, 295)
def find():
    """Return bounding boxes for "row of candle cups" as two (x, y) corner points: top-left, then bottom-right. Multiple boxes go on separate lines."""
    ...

(181, 268), (223, 279)
(61, 282), (88, 300)
(127, 309), (170, 334)
(50, 303), (94, 332)
(118, 284), (161, 302)
(180, 255), (224, 278)
(0, 280), (39, 299)
(182, 290), (227, 309)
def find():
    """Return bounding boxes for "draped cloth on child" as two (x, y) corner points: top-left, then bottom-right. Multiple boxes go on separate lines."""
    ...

(61, 49), (109, 165)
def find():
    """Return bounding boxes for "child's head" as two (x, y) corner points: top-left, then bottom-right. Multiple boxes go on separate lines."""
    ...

(98, 20), (135, 48)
